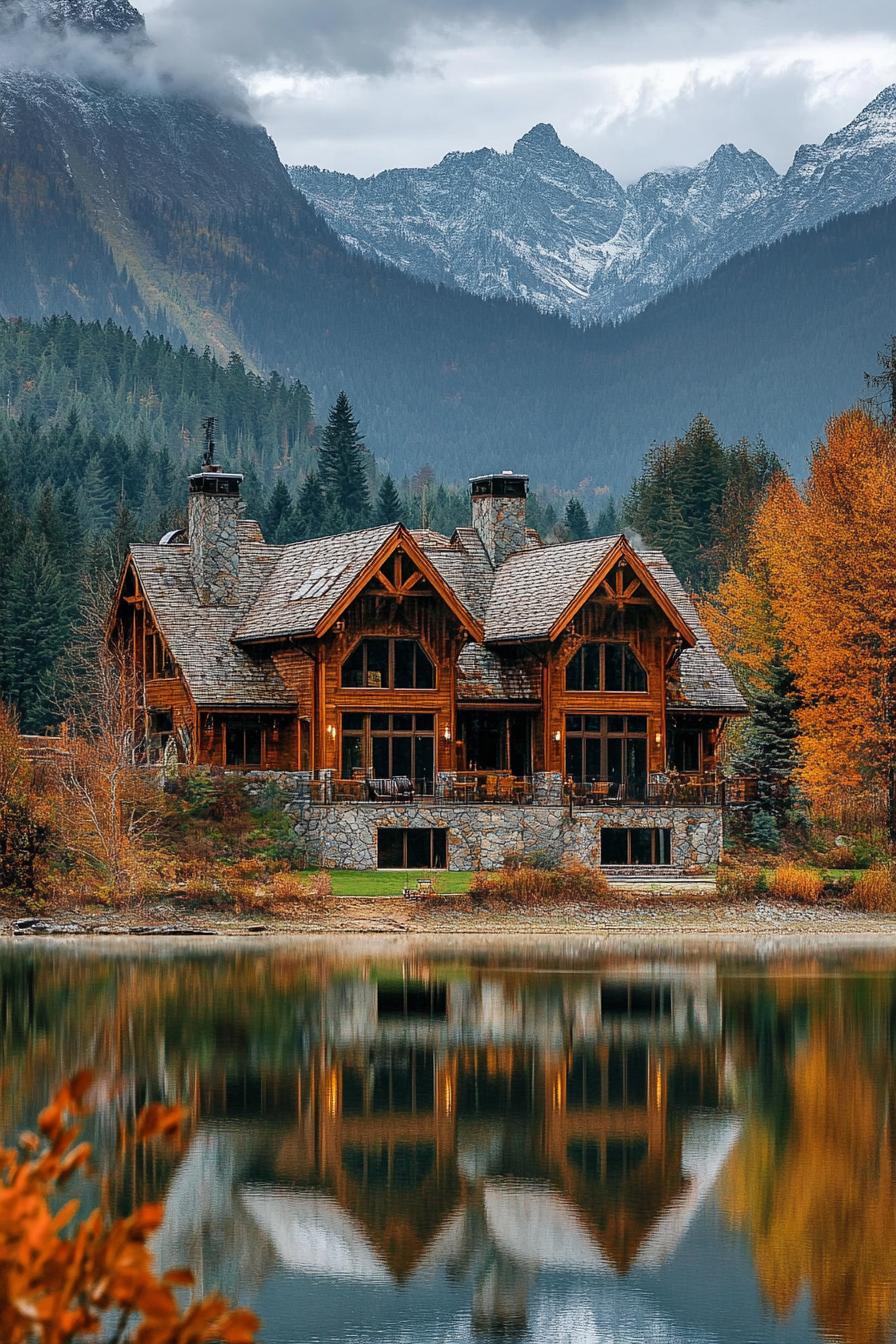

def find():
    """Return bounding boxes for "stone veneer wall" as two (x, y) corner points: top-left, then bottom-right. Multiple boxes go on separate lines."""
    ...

(289, 800), (722, 872)
(471, 493), (527, 566)
(188, 488), (241, 607)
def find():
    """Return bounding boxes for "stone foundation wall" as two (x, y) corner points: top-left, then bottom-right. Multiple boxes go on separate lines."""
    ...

(290, 801), (722, 872)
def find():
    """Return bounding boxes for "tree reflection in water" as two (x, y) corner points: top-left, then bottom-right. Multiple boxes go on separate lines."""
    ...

(1, 945), (895, 1343)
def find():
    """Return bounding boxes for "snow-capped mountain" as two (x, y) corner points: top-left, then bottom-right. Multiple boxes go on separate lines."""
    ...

(0, 0), (145, 35)
(291, 86), (896, 323)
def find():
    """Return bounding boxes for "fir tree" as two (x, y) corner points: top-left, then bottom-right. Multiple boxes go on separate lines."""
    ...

(3, 532), (68, 732)
(564, 497), (590, 540)
(735, 655), (802, 829)
(319, 392), (370, 528)
(375, 475), (405, 526)
(264, 479), (293, 540)
(593, 497), (621, 536)
(294, 472), (327, 540)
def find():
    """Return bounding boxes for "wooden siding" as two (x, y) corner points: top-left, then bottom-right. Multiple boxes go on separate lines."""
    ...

(542, 596), (674, 776)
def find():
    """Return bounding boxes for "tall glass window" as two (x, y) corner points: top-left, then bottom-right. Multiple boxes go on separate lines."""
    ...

(565, 642), (647, 693)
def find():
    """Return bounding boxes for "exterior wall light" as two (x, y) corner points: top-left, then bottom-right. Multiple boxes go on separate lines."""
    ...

(553, 730), (562, 743)
(654, 732), (662, 747)
(443, 726), (452, 742)
(326, 724), (337, 740)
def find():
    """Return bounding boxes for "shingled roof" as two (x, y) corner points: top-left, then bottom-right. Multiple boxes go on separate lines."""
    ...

(130, 529), (295, 709)
(639, 550), (747, 713)
(235, 525), (399, 643)
(127, 512), (744, 716)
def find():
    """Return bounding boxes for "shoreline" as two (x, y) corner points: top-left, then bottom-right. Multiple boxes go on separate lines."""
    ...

(5, 896), (896, 947)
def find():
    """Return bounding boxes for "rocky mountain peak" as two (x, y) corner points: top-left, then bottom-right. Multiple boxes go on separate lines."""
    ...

(513, 122), (563, 154)
(1, 0), (145, 36)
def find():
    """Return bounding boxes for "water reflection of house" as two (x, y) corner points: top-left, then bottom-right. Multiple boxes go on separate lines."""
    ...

(156, 964), (738, 1332)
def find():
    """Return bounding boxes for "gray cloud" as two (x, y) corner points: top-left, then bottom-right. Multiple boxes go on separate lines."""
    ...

(141, 0), (896, 77)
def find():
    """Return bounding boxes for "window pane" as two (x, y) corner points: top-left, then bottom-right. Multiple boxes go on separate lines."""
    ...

(565, 650), (582, 691)
(566, 738), (583, 781)
(566, 714), (582, 732)
(431, 829), (447, 868)
(392, 714), (413, 732)
(415, 644), (435, 689)
(583, 644), (601, 690)
(673, 731), (700, 772)
(606, 715), (625, 734)
(606, 738), (623, 786)
(225, 725), (242, 766)
(393, 640), (416, 688)
(624, 646), (648, 692)
(601, 829), (629, 864)
(342, 735), (363, 777)
(343, 712), (365, 731)
(407, 828), (433, 868)
(627, 716), (647, 734)
(414, 736), (434, 791)
(414, 714), (434, 733)
(584, 715), (602, 733)
(605, 643), (624, 690)
(656, 829), (672, 864)
(392, 736), (412, 778)
(630, 828), (654, 865)
(366, 639), (390, 688)
(627, 739), (647, 800)
(244, 726), (262, 766)
(585, 737), (601, 780)
(377, 829), (406, 868)
(342, 644), (365, 688)
(371, 714), (390, 732)
(372, 737), (391, 777)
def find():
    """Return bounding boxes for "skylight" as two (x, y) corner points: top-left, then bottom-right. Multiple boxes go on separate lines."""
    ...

(290, 562), (347, 601)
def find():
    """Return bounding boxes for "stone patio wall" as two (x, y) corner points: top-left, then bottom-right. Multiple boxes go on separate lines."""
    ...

(289, 800), (722, 872)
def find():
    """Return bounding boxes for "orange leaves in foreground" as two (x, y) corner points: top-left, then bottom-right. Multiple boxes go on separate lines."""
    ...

(0, 1073), (258, 1344)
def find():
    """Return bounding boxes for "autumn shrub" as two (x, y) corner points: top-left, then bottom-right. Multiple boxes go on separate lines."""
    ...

(844, 866), (896, 913)
(0, 1072), (258, 1343)
(715, 854), (763, 901)
(768, 863), (824, 904)
(471, 860), (608, 907)
(270, 870), (314, 904)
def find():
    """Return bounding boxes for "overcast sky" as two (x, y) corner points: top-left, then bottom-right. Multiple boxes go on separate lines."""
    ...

(139, 0), (896, 180)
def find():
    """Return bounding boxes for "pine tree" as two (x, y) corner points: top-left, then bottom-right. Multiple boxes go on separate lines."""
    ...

(319, 392), (371, 528)
(375, 475), (405, 526)
(264, 479), (293, 540)
(593, 497), (621, 536)
(294, 472), (327, 540)
(3, 532), (68, 732)
(564, 497), (590, 540)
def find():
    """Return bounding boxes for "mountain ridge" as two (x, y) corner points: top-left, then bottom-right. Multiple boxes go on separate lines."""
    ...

(291, 85), (896, 323)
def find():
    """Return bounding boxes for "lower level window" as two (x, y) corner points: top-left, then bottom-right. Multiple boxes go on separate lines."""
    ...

(377, 827), (447, 869)
(226, 719), (263, 767)
(601, 827), (672, 865)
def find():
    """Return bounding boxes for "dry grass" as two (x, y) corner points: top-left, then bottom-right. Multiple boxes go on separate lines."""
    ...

(768, 863), (824, 904)
(470, 861), (608, 908)
(845, 866), (896, 913)
(715, 856), (763, 901)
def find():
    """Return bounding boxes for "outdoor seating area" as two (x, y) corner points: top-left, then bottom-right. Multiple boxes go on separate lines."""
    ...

(443, 771), (534, 805)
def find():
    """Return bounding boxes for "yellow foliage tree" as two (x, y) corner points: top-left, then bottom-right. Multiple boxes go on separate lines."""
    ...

(711, 408), (896, 830)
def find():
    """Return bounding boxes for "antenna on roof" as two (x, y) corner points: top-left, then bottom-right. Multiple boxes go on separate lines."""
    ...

(201, 416), (216, 470)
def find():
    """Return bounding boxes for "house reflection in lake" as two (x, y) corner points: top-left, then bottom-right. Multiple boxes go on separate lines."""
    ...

(152, 959), (739, 1335)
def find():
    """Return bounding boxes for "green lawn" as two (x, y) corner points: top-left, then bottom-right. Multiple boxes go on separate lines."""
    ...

(328, 870), (475, 898)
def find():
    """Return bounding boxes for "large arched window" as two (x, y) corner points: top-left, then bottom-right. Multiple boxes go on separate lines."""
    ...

(342, 637), (435, 690)
(565, 642), (647, 693)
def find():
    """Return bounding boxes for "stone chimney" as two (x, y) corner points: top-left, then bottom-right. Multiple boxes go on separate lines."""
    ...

(470, 471), (529, 567)
(188, 462), (244, 607)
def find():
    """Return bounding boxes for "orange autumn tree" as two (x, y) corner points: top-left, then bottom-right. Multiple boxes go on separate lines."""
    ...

(0, 1073), (258, 1343)
(712, 408), (896, 832)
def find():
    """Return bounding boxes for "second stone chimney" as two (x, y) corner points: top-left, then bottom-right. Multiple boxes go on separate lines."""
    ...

(188, 462), (244, 607)
(470, 471), (529, 567)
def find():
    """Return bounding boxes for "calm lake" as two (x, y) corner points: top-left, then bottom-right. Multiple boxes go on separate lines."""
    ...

(2, 937), (895, 1344)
